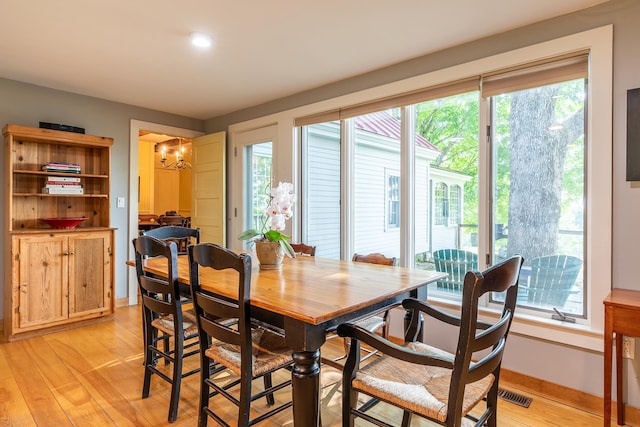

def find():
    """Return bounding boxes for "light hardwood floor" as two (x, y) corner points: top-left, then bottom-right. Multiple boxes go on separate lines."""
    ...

(0, 305), (607, 426)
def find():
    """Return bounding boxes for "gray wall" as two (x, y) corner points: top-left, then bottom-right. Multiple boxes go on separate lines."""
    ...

(0, 78), (204, 314)
(204, 0), (640, 405)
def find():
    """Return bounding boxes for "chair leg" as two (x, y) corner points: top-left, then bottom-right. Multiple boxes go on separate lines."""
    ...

(263, 373), (275, 405)
(239, 372), (252, 426)
(198, 355), (210, 427)
(486, 385), (499, 427)
(168, 339), (183, 422)
(142, 327), (154, 398)
(342, 368), (355, 426)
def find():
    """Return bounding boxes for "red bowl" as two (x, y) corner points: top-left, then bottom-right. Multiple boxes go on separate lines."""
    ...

(39, 217), (88, 229)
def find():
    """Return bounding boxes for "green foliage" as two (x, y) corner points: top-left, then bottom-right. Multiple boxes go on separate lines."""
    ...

(415, 91), (479, 223)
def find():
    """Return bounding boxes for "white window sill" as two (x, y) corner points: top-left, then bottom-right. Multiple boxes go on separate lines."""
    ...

(427, 297), (603, 353)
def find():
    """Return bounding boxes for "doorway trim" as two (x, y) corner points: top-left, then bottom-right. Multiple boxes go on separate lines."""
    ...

(128, 120), (203, 305)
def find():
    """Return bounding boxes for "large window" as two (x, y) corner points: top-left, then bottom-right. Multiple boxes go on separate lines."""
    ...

(297, 52), (596, 323)
(232, 26), (611, 349)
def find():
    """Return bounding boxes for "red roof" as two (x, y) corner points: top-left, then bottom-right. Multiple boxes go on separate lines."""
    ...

(353, 110), (438, 150)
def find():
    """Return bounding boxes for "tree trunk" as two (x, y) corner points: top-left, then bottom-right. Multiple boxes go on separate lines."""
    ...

(506, 87), (567, 263)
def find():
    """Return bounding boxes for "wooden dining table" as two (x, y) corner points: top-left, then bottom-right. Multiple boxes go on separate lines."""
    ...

(130, 253), (446, 426)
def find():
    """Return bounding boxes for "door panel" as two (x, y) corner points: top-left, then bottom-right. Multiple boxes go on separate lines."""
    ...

(192, 131), (226, 245)
(17, 235), (68, 328)
(68, 232), (111, 317)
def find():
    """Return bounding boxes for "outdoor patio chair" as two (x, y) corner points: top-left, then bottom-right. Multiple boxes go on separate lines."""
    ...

(433, 249), (479, 293)
(523, 254), (582, 307)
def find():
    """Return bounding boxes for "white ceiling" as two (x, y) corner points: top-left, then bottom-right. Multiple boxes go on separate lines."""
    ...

(1, 1), (608, 120)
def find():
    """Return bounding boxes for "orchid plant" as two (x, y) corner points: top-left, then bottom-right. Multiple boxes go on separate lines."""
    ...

(238, 181), (296, 258)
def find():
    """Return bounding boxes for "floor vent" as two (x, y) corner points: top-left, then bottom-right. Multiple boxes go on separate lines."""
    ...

(497, 388), (532, 408)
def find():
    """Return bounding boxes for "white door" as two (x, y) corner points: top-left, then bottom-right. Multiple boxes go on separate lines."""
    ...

(192, 131), (226, 245)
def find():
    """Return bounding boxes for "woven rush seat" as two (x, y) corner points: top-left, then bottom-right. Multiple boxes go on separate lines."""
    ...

(353, 341), (494, 423)
(205, 327), (292, 377)
(151, 309), (199, 337)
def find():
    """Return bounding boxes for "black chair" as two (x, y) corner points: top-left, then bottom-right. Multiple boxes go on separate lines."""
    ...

(322, 253), (397, 370)
(338, 254), (524, 427)
(132, 235), (200, 422)
(141, 225), (200, 255)
(188, 243), (293, 426)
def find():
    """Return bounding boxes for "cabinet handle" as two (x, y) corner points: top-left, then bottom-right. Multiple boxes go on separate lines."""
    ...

(63, 251), (69, 256)
(69, 251), (75, 255)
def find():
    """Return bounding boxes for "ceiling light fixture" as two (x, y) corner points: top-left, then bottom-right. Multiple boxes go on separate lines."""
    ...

(160, 138), (192, 170)
(190, 32), (212, 48)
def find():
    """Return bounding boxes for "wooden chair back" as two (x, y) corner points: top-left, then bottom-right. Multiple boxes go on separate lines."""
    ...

(141, 226), (200, 254)
(158, 214), (189, 227)
(134, 235), (181, 319)
(352, 252), (396, 266)
(188, 243), (252, 353)
(291, 243), (316, 256)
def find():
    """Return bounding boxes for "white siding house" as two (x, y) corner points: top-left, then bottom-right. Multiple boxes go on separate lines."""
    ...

(302, 111), (470, 261)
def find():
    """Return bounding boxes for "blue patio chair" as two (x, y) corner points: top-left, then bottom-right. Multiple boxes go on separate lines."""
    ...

(432, 249), (478, 293)
(523, 255), (582, 307)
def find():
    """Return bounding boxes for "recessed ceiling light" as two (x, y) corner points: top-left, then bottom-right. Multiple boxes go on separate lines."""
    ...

(190, 32), (212, 48)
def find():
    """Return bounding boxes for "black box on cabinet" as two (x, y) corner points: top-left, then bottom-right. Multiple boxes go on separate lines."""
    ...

(39, 121), (85, 134)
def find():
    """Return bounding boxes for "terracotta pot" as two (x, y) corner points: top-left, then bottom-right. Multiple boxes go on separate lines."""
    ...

(255, 241), (285, 270)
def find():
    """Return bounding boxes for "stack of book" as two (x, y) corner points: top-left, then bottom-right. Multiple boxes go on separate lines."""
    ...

(41, 162), (81, 174)
(42, 176), (84, 194)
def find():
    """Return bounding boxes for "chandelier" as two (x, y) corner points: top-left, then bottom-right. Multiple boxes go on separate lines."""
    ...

(160, 138), (192, 170)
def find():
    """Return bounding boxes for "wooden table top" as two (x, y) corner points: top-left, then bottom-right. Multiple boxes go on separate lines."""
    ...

(131, 254), (446, 326)
(604, 288), (640, 309)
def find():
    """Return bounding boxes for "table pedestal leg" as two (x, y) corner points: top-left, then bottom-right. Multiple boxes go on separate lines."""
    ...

(292, 350), (321, 426)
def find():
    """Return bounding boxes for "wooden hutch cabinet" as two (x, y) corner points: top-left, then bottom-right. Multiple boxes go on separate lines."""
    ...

(3, 124), (115, 341)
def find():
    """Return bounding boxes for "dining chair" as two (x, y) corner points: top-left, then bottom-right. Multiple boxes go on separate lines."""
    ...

(323, 253), (397, 369)
(158, 214), (189, 227)
(188, 243), (294, 427)
(132, 235), (200, 423)
(290, 242), (316, 256)
(337, 254), (524, 427)
(351, 252), (396, 339)
(141, 225), (200, 255)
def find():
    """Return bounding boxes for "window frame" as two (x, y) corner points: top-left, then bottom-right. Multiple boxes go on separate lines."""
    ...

(434, 182), (448, 227)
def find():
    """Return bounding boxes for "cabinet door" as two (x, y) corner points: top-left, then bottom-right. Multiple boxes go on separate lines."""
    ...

(15, 235), (69, 329)
(68, 231), (112, 318)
